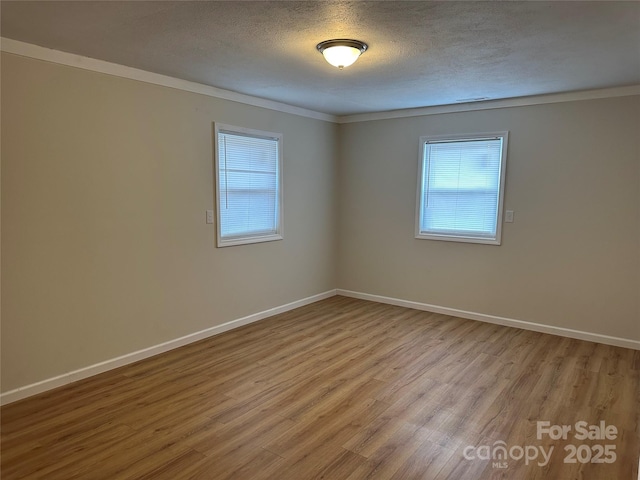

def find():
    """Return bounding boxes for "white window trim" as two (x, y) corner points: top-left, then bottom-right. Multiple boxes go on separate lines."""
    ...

(415, 131), (509, 245)
(214, 123), (284, 248)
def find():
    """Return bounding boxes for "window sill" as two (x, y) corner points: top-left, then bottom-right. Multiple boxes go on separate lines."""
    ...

(217, 233), (283, 248)
(415, 232), (501, 245)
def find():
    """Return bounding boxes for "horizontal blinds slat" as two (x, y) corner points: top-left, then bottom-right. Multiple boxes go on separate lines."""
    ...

(218, 131), (280, 239)
(421, 138), (502, 238)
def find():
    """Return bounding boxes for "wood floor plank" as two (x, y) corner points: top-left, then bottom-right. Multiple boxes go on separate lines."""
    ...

(211, 448), (286, 480)
(344, 423), (433, 480)
(387, 439), (455, 480)
(2, 296), (638, 479)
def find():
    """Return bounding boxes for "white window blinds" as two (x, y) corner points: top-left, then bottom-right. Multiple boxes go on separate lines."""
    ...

(216, 125), (282, 247)
(416, 133), (507, 245)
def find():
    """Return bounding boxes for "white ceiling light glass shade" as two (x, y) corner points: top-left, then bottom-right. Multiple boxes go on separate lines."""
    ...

(316, 39), (368, 69)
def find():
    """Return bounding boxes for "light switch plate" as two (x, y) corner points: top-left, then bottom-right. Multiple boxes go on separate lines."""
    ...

(505, 210), (514, 223)
(206, 210), (214, 224)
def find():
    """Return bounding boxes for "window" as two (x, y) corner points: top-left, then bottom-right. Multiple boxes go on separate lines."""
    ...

(415, 132), (508, 245)
(215, 124), (283, 247)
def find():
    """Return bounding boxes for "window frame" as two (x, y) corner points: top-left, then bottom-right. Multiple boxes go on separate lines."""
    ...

(214, 123), (284, 248)
(415, 131), (509, 245)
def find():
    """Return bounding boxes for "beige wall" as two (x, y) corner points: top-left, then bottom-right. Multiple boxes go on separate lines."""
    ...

(337, 96), (640, 341)
(2, 51), (639, 395)
(1, 53), (338, 392)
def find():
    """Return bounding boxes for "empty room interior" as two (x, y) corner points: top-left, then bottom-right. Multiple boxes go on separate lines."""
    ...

(1, 1), (639, 479)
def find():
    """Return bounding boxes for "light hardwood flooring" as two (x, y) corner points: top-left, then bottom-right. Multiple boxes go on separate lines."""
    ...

(2, 296), (639, 479)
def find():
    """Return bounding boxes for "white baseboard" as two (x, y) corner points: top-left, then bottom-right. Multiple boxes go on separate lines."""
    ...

(4, 288), (637, 405)
(337, 289), (640, 351)
(0, 290), (337, 405)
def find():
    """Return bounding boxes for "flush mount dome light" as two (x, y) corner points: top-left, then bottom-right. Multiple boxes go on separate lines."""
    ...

(316, 39), (368, 69)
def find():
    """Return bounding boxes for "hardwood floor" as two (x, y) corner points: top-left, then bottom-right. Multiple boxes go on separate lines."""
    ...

(2, 296), (639, 479)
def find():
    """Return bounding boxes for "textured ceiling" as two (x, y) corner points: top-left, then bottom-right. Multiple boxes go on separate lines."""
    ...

(2, 1), (639, 116)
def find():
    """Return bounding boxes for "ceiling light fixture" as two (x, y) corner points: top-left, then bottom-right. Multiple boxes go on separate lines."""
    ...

(316, 39), (368, 69)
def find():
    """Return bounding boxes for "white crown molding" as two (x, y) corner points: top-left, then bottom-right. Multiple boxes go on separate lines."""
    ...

(337, 289), (640, 351)
(337, 85), (640, 124)
(0, 290), (338, 405)
(4, 38), (639, 126)
(0, 37), (337, 123)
